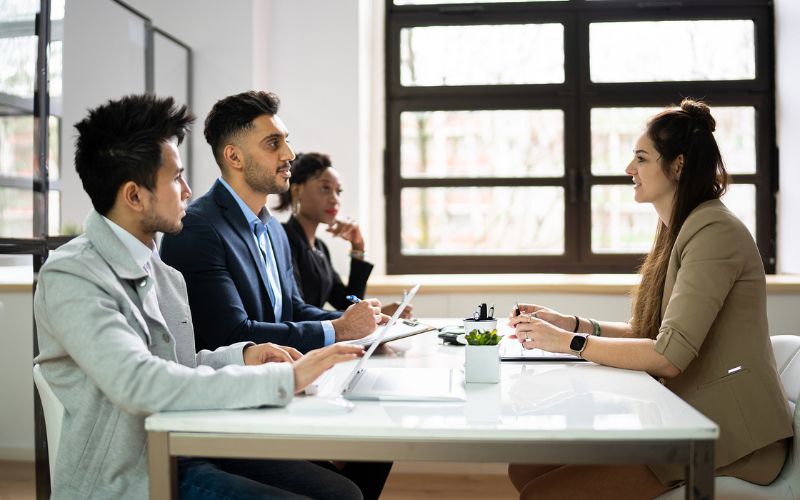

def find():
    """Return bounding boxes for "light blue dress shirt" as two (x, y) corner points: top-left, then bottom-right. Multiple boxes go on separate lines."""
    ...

(218, 178), (335, 345)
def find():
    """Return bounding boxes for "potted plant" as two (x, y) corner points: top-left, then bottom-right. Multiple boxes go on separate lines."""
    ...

(464, 328), (502, 383)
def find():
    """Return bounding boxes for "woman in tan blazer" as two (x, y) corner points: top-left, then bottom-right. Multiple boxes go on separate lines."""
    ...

(507, 99), (793, 499)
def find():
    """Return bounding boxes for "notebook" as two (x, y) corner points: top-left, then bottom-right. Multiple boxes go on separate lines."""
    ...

(337, 284), (466, 402)
(499, 338), (588, 362)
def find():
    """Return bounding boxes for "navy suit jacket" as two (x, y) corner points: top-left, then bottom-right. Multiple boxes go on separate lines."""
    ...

(161, 180), (340, 353)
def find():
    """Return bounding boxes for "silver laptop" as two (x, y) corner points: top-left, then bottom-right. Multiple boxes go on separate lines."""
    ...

(336, 284), (466, 402)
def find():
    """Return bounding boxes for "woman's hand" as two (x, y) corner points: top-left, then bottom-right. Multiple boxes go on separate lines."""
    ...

(509, 303), (575, 332)
(381, 301), (414, 319)
(243, 343), (302, 365)
(508, 313), (572, 354)
(327, 217), (365, 251)
(293, 344), (365, 393)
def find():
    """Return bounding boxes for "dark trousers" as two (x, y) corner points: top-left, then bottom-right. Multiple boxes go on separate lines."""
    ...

(178, 458), (392, 500)
(316, 461), (393, 500)
(179, 457), (361, 500)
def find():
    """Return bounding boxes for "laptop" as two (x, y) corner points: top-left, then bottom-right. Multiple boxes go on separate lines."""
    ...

(336, 284), (466, 402)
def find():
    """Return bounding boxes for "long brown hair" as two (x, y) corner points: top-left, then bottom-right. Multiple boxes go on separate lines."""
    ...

(630, 99), (729, 339)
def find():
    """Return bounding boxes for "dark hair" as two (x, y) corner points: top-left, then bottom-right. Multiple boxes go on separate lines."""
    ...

(204, 90), (280, 168)
(631, 98), (729, 339)
(73, 94), (193, 215)
(275, 152), (332, 211)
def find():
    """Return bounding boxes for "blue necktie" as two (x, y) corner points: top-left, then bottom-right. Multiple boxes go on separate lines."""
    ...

(253, 221), (283, 323)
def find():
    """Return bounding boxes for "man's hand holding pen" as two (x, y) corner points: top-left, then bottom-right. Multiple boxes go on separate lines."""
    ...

(331, 295), (383, 341)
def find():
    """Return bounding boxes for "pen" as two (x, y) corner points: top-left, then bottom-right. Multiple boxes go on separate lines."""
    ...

(346, 295), (362, 304)
(514, 302), (520, 316)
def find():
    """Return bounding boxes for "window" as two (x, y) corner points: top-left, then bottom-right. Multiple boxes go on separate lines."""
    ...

(385, 0), (776, 274)
(0, 0), (63, 238)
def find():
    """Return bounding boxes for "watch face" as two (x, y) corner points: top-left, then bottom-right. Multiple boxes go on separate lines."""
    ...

(570, 334), (587, 352)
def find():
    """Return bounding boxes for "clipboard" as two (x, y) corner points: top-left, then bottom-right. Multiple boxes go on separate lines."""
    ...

(344, 319), (437, 348)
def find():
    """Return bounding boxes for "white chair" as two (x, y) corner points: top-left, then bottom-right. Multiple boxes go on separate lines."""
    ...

(657, 335), (800, 499)
(32, 363), (64, 484)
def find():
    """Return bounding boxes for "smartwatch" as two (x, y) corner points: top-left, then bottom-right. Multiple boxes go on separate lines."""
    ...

(569, 333), (589, 357)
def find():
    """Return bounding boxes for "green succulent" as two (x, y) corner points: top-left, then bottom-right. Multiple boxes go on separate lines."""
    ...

(465, 329), (502, 346)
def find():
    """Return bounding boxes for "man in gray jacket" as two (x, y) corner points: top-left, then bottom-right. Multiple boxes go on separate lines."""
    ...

(33, 95), (368, 499)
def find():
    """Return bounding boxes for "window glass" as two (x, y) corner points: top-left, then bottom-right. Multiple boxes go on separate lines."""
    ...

(591, 106), (756, 175)
(591, 185), (657, 254)
(591, 183), (757, 254)
(401, 186), (564, 255)
(0, 36), (37, 98)
(48, 189), (60, 235)
(401, 109), (564, 178)
(722, 183), (756, 239)
(0, 186), (32, 238)
(0, 115), (60, 178)
(49, 40), (63, 98)
(590, 20), (755, 83)
(0, 0), (38, 20)
(401, 23), (564, 86)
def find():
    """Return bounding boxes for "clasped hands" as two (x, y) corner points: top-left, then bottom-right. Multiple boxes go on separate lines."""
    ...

(508, 303), (575, 354)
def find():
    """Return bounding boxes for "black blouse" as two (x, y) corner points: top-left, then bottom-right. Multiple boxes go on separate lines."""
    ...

(282, 216), (374, 310)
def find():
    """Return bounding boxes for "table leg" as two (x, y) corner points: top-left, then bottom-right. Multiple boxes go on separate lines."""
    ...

(685, 440), (714, 500)
(148, 431), (177, 500)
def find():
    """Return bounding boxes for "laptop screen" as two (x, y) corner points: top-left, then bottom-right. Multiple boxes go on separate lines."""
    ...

(335, 284), (420, 394)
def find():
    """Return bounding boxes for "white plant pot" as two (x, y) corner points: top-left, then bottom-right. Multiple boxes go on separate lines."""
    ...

(465, 344), (500, 384)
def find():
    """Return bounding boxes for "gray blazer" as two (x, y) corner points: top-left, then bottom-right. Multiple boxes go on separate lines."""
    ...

(34, 211), (294, 499)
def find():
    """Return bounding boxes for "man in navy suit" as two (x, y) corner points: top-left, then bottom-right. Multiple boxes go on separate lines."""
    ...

(162, 90), (392, 500)
(161, 91), (381, 354)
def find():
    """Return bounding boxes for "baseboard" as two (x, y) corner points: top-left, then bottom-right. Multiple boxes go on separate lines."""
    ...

(0, 447), (35, 461)
(392, 462), (508, 475)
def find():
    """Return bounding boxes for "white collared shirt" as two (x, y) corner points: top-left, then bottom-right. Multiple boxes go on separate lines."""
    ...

(102, 216), (155, 272)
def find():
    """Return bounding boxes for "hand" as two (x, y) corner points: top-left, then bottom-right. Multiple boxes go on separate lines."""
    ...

(326, 217), (364, 249)
(508, 303), (573, 332)
(508, 313), (571, 354)
(293, 344), (364, 393)
(332, 298), (381, 341)
(381, 301), (413, 319)
(243, 343), (302, 366)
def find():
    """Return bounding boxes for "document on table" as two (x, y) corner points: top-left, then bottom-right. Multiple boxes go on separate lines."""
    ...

(344, 320), (437, 348)
(499, 338), (587, 362)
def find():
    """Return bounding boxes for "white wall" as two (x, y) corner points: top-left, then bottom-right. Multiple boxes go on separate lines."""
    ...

(59, 0), (264, 230)
(776, 0), (800, 273)
(263, 0), (366, 279)
(60, 0), (148, 230)
(0, 290), (35, 460)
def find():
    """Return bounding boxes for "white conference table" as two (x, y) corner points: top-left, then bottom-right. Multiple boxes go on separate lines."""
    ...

(146, 318), (718, 499)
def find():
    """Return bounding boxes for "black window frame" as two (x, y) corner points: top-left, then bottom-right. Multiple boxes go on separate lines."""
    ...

(384, 0), (777, 274)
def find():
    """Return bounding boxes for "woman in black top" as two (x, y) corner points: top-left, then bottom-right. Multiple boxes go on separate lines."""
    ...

(276, 152), (412, 317)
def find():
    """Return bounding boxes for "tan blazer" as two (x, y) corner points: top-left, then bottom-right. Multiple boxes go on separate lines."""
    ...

(650, 199), (793, 483)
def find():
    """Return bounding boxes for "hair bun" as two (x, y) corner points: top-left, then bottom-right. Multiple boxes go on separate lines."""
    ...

(680, 98), (716, 132)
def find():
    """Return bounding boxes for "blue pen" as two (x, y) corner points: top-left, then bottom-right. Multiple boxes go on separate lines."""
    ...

(346, 295), (362, 304)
